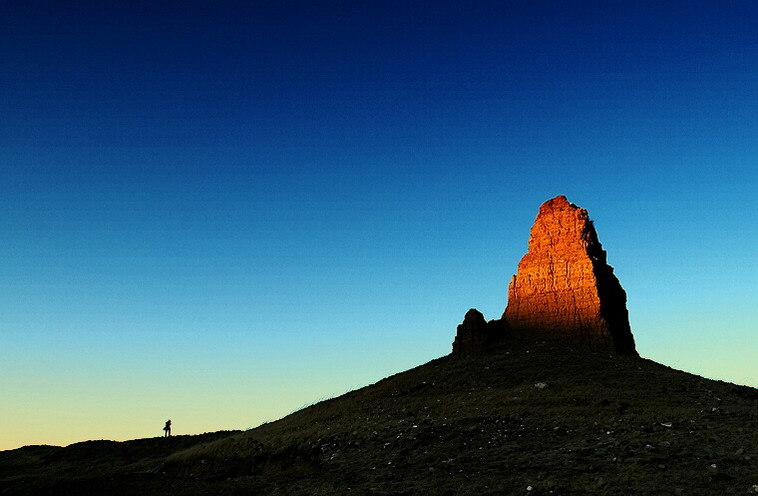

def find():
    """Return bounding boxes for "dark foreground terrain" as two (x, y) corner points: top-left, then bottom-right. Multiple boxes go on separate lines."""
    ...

(2, 343), (757, 495)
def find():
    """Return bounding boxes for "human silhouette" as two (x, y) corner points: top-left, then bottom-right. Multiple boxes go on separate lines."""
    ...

(163, 419), (171, 437)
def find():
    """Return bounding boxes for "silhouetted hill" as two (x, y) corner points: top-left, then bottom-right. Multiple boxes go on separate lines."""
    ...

(2, 343), (757, 495)
(0, 431), (240, 495)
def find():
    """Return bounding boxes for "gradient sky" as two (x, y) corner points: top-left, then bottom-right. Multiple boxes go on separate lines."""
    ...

(2, 1), (757, 450)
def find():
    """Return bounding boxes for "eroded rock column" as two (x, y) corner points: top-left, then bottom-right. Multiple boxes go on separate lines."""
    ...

(502, 195), (637, 355)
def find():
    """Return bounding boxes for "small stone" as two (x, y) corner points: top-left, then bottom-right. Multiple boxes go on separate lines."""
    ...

(534, 382), (548, 390)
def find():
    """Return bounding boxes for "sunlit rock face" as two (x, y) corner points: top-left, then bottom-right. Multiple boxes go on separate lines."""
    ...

(502, 195), (637, 355)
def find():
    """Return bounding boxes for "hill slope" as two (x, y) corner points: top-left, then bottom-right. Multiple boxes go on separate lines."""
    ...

(2, 343), (757, 495)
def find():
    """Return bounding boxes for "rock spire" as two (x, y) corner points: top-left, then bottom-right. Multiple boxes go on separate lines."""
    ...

(502, 195), (637, 355)
(452, 195), (637, 356)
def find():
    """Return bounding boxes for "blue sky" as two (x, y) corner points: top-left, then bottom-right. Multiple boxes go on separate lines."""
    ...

(1, 1), (757, 449)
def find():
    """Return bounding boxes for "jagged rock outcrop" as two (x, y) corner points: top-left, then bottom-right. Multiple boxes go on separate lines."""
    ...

(502, 195), (637, 355)
(452, 309), (502, 357)
(452, 195), (637, 357)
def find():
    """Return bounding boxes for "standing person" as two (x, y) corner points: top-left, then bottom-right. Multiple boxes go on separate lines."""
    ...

(163, 419), (171, 437)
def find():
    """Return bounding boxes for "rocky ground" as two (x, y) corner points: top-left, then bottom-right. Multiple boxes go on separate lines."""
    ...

(2, 342), (757, 495)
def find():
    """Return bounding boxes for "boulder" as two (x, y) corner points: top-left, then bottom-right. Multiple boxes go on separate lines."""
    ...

(452, 309), (497, 357)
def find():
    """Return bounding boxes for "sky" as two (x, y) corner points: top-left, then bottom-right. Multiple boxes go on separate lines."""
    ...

(1, 1), (757, 450)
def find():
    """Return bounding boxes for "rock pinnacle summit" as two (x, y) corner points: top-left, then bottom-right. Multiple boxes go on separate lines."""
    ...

(503, 195), (637, 355)
(453, 195), (637, 356)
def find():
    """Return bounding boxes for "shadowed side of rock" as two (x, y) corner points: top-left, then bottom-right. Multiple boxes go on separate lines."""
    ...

(586, 224), (637, 355)
(452, 309), (507, 357)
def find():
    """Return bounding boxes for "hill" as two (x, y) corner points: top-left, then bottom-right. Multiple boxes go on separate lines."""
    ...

(2, 342), (757, 495)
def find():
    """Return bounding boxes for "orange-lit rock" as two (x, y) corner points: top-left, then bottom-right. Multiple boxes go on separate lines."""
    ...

(502, 195), (637, 355)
